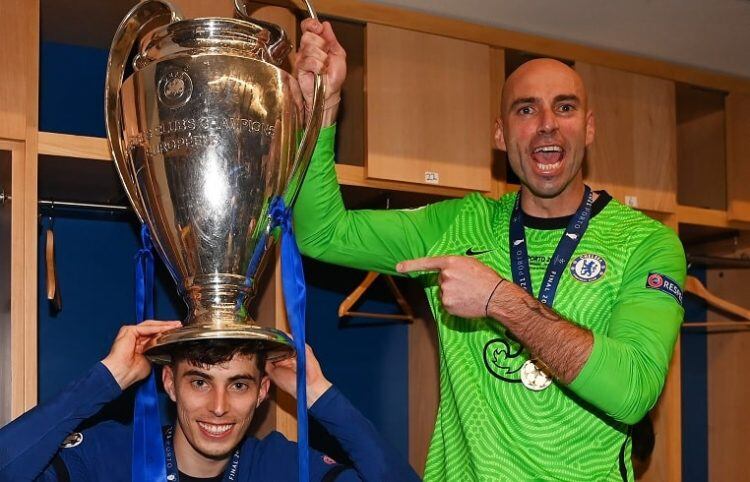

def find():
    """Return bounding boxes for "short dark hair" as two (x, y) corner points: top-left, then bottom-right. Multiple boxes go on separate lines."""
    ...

(168, 339), (267, 375)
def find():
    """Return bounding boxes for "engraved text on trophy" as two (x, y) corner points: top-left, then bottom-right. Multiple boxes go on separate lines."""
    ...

(128, 116), (277, 156)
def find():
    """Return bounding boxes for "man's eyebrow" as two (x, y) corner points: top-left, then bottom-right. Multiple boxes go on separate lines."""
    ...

(183, 369), (212, 379)
(509, 97), (539, 110)
(554, 94), (581, 104)
(182, 370), (257, 383)
(228, 373), (257, 383)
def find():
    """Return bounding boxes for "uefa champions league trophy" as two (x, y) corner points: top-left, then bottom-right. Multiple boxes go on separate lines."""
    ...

(105, 0), (324, 362)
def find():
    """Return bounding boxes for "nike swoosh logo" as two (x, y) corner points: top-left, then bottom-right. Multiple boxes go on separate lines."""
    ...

(466, 248), (494, 256)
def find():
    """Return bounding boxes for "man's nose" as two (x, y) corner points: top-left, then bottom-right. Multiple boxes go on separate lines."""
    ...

(210, 390), (229, 417)
(538, 108), (559, 134)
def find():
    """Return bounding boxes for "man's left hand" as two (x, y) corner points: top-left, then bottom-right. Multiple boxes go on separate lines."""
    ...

(397, 256), (504, 319)
(266, 343), (332, 408)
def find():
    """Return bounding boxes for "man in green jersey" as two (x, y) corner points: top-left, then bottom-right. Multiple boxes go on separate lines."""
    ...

(294, 20), (686, 481)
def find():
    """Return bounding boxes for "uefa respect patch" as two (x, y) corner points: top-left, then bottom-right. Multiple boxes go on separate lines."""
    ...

(646, 273), (683, 305)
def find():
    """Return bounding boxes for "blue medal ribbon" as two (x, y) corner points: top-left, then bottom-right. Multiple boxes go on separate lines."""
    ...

(269, 196), (309, 482)
(509, 186), (594, 306)
(132, 225), (168, 482)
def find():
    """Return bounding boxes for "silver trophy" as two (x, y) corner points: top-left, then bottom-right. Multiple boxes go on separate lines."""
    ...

(105, 0), (324, 362)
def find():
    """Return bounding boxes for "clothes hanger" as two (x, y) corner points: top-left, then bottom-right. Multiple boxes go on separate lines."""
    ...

(45, 205), (62, 312)
(337, 195), (416, 322)
(684, 275), (750, 320)
(338, 270), (416, 322)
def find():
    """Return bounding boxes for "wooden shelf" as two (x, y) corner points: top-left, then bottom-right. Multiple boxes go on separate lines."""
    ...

(38, 132), (111, 161)
(335, 164), (491, 197)
(37, 132), (497, 198)
(37, 132), (750, 224)
(676, 205), (750, 230)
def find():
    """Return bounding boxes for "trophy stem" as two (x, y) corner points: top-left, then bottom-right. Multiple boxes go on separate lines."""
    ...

(183, 283), (256, 327)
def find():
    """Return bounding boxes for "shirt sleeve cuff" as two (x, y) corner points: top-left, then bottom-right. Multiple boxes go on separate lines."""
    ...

(95, 361), (125, 398)
(319, 124), (337, 143)
(308, 385), (342, 417)
(568, 331), (605, 393)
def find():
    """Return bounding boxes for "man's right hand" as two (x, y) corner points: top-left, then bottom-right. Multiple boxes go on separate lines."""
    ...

(297, 19), (347, 125)
(101, 320), (181, 390)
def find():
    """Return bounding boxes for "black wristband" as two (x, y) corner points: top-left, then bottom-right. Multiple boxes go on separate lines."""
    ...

(485, 278), (506, 317)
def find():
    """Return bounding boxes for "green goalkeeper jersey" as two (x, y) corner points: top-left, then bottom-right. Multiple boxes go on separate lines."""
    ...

(294, 126), (686, 481)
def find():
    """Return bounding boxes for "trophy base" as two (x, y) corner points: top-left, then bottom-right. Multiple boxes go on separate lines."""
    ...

(144, 324), (294, 364)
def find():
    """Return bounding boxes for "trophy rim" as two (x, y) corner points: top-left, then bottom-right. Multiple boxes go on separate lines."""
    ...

(144, 324), (295, 365)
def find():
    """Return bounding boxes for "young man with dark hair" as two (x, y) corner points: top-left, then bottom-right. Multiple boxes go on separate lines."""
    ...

(0, 321), (419, 481)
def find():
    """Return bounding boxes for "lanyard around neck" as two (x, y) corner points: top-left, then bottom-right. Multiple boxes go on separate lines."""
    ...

(163, 426), (241, 482)
(509, 185), (594, 307)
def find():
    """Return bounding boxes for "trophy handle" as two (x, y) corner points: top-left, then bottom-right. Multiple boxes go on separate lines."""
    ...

(104, 0), (183, 223)
(286, 0), (325, 207)
(234, 0), (326, 208)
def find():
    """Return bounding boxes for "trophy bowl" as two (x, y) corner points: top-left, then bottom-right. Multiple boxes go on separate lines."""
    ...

(105, 0), (324, 362)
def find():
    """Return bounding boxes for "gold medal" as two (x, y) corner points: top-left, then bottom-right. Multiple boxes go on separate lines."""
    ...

(520, 359), (552, 391)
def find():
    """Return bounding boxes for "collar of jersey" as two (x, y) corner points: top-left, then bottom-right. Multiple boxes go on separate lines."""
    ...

(522, 190), (612, 230)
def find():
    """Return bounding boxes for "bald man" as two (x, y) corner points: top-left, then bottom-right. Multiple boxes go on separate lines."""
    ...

(293, 20), (685, 482)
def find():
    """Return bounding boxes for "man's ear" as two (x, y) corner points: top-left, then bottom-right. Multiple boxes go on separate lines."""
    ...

(585, 110), (595, 146)
(494, 118), (507, 152)
(162, 365), (177, 403)
(257, 375), (271, 407)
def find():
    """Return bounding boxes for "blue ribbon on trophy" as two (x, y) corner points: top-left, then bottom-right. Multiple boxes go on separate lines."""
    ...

(132, 225), (167, 482)
(270, 196), (310, 482)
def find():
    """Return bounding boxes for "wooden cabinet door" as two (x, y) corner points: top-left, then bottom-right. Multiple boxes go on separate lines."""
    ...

(0, 0), (37, 141)
(366, 24), (493, 191)
(726, 92), (750, 222)
(577, 63), (677, 213)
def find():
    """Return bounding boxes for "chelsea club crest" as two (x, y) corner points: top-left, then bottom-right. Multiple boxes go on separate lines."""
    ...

(570, 254), (606, 282)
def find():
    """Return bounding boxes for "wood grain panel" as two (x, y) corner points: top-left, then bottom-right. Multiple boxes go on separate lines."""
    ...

(407, 284), (439, 475)
(676, 205), (750, 230)
(3, 137), (37, 420)
(20, 142), (39, 418)
(306, 0), (750, 95)
(248, 247), (296, 440)
(1, 0), (40, 419)
(0, 0), (36, 141)
(39, 132), (112, 161)
(706, 269), (750, 482)
(39, 0), (750, 94)
(577, 63), (677, 213)
(489, 47), (506, 198)
(676, 85), (726, 211)
(366, 24), (492, 191)
(726, 92), (750, 222)
(35, 131), (490, 198)
(272, 255), (297, 440)
(247, 249), (279, 439)
(328, 18), (366, 166)
(0, 139), (39, 423)
(336, 164), (475, 197)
